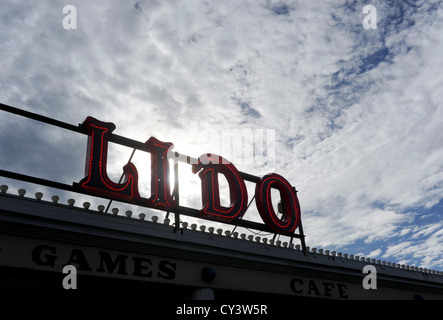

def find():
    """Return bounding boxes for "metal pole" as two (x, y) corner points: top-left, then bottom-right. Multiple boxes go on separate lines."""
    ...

(173, 161), (180, 233)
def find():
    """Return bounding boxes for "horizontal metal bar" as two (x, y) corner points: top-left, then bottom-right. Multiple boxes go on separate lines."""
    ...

(0, 169), (299, 236)
(170, 205), (273, 233)
(240, 172), (261, 183)
(0, 169), (77, 193)
(108, 133), (149, 152)
(0, 103), (263, 182)
(0, 103), (84, 134)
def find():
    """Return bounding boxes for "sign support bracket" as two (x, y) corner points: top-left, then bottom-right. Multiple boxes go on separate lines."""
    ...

(172, 160), (181, 233)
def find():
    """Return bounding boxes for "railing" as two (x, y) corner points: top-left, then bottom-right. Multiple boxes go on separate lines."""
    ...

(0, 103), (307, 254)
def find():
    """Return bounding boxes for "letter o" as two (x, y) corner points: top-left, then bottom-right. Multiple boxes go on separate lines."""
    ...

(255, 173), (300, 234)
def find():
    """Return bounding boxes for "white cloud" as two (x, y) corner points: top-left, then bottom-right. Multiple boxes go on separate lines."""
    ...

(368, 248), (382, 258)
(382, 222), (443, 269)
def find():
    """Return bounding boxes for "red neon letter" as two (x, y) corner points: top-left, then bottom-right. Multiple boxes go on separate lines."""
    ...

(78, 117), (140, 202)
(192, 154), (248, 221)
(145, 137), (176, 210)
(255, 173), (300, 234)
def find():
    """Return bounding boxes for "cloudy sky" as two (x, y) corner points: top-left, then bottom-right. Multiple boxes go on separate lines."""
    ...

(1, 0), (443, 271)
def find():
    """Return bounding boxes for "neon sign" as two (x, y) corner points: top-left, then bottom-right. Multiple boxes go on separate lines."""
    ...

(76, 116), (301, 235)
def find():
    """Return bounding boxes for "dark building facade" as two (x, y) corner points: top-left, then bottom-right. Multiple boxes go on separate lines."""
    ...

(1, 188), (442, 302)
